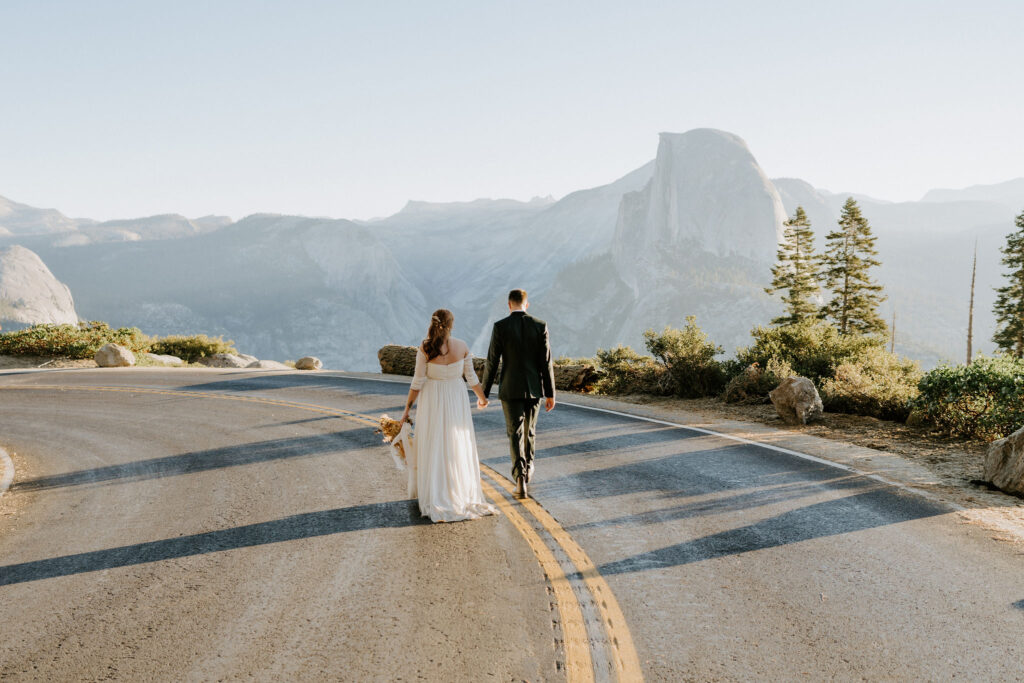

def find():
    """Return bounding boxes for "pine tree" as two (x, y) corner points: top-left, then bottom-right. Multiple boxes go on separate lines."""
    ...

(765, 206), (820, 326)
(993, 211), (1024, 357)
(820, 197), (887, 335)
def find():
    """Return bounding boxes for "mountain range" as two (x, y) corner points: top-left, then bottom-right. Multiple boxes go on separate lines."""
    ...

(2, 128), (1022, 370)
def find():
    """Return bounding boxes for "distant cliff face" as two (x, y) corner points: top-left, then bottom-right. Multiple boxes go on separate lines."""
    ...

(613, 129), (785, 293)
(0, 245), (79, 329)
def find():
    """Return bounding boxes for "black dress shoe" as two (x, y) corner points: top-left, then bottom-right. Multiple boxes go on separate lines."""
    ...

(515, 475), (526, 498)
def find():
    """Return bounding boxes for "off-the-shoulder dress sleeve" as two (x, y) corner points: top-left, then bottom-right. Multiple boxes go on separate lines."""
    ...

(463, 353), (480, 386)
(411, 348), (428, 390)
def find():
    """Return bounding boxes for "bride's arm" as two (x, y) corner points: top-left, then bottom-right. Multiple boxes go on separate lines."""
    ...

(463, 348), (488, 408)
(401, 348), (428, 422)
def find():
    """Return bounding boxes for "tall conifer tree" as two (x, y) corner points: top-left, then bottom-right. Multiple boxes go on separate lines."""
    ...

(765, 206), (820, 325)
(820, 197), (887, 335)
(993, 210), (1024, 357)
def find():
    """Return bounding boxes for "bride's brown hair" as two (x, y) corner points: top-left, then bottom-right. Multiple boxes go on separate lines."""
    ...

(422, 309), (454, 361)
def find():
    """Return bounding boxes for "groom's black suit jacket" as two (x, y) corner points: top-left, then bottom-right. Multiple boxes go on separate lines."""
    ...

(481, 311), (555, 401)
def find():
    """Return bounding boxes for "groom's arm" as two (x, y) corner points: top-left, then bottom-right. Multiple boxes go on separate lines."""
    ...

(481, 322), (502, 399)
(540, 323), (555, 400)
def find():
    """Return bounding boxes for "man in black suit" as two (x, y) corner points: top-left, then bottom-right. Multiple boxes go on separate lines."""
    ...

(481, 289), (556, 498)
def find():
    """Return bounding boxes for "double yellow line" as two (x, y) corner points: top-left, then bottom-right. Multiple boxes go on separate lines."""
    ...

(1, 384), (643, 682)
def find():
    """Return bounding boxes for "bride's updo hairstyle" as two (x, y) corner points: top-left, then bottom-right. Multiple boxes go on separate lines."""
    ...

(422, 308), (454, 361)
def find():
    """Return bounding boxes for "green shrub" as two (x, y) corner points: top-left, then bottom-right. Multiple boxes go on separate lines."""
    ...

(915, 355), (1024, 439)
(0, 321), (151, 358)
(594, 345), (674, 395)
(723, 357), (795, 404)
(819, 346), (922, 421)
(736, 320), (883, 383)
(148, 334), (237, 363)
(643, 316), (726, 398)
(554, 355), (594, 367)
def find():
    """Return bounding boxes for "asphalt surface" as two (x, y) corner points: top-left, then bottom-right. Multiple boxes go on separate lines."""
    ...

(1, 369), (1023, 681)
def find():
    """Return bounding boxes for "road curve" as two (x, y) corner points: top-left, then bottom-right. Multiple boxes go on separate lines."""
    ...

(1, 369), (1023, 681)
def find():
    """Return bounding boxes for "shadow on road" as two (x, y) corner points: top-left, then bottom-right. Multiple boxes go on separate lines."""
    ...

(176, 373), (407, 396)
(11, 432), (368, 493)
(595, 488), (947, 575)
(0, 500), (426, 585)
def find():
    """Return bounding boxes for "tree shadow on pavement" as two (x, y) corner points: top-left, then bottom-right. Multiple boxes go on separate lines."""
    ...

(0, 499), (426, 586)
(176, 373), (407, 397)
(595, 488), (946, 575)
(11, 432), (368, 493)
(566, 475), (876, 532)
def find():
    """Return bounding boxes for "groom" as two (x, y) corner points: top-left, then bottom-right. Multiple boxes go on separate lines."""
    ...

(481, 289), (556, 498)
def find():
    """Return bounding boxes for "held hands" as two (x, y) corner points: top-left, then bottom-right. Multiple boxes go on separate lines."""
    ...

(477, 397), (489, 409)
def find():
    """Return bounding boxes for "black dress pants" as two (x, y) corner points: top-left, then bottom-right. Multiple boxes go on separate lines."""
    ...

(501, 398), (540, 482)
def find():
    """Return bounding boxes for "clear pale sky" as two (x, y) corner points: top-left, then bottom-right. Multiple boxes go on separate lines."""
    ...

(2, 0), (1022, 221)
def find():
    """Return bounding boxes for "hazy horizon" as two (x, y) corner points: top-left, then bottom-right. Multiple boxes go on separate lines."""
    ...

(3, 1), (1023, 222)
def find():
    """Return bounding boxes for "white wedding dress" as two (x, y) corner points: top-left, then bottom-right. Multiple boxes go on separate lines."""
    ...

(408, 348), (498, 523)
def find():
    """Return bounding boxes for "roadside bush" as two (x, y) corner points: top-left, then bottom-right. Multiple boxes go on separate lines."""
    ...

(915, 355), (1024, 439)
(594, 345), (674, 396)
(736, 320), (883, 383)
(0, 321), (150, 358)
(554, 355), (594, 367)
(148, 334), (237, 363)
(819, 346), (922, 421)
(723, 357), (795, 404)
(643, 316), (726, 398)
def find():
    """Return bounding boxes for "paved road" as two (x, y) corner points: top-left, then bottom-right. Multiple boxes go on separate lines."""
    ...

(1, 369), (1022, 681)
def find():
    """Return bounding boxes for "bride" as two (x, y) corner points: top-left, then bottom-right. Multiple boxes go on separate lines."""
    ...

(400, 309), (498, 522)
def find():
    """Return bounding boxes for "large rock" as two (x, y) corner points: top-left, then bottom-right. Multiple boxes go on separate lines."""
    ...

(197, 353), (250, 368)
(295, 356), (323, 370)
(94, 343), (136, 367)
(378, 345), (418, 376)
(769, 376), (823, 425)
(553, 364), (601, 392)
(237, 353), (259, 365)
(142, 352), (183, 366)
(0, 245), (80, 329)
(247, 359), (291, 370)
(983, 426), (1024, 496)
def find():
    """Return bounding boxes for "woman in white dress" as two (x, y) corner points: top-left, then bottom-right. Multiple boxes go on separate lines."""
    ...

(400, 309), (498, 523)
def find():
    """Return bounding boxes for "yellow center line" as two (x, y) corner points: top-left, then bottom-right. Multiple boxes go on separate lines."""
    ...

(481, 464), (644, 682)
(479, 478), (595, 683)
(2, 383), (643, 682)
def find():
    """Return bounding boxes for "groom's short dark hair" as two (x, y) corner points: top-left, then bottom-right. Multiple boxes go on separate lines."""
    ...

(508, 289), (527, 305)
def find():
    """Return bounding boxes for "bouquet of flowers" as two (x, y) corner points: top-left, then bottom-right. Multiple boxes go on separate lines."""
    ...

(375, 415), (408, 459)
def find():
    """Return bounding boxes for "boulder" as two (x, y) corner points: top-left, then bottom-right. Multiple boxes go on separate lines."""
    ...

(197, 353), (250, 368)
(247, 359), (292, 370)
(142, 352), (183, 367)
(769, 376), (823, 425)
(983, 426), (1024, 496)
(553, 364), (601, 392)
(237, 353), (259, 365)
(378, 345), (417, 376)
(94, 343), (136, 367)
(295, 356), (323, 370)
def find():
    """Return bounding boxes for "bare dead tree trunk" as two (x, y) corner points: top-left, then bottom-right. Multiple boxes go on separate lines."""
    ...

(967, 240), (977, 365)
(890, 308), (896, 354)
